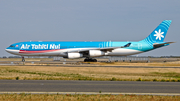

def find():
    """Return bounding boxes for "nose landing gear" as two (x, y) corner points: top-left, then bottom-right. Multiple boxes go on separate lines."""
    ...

(84, 58), (97, 62)
(22, 57), (25, 62)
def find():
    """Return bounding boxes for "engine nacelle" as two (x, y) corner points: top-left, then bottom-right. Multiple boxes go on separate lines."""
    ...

(68, 53), (83, 59)
(89, 50), (105, 57)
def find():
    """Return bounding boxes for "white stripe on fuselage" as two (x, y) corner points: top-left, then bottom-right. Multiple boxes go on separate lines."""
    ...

(5, 48), (143, 56)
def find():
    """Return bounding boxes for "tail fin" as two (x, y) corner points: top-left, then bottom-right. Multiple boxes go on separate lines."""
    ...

(142, 20), (172, 43)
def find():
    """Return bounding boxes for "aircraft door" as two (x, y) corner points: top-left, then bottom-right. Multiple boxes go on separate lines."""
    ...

(138, 43), (142, 49)
(99, 43), (103, 48)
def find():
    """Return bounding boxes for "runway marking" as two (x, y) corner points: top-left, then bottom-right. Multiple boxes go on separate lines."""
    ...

(0, 82), (179, 87)
(0, 92), (180, 96)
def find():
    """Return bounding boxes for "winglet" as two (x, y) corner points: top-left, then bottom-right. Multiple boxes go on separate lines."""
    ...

(123, 43), (131, 48)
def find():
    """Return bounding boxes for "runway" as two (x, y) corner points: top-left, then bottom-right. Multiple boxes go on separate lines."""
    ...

(0, 80), (180, 95)
(1, 62), (180, 68)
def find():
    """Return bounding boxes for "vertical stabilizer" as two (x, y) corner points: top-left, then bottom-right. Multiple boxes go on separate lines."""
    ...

(142, 20), (172, 44)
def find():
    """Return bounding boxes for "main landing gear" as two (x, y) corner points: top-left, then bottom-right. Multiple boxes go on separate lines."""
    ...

(22, 56), (25, 62)
(84, 58), (97, 62)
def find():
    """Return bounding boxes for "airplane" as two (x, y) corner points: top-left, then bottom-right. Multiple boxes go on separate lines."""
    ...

(5, 20), (174, 62)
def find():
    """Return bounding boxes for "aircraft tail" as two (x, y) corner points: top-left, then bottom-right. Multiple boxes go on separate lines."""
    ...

(141, 20), (172, 43)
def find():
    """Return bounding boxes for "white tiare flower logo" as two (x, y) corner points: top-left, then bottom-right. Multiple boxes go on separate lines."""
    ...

(154, 29), (164, 40)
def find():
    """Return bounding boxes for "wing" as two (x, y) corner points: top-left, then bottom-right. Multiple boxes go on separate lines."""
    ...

(153, 42), (175, 48)
(99, 42), (131, 52)
(69, 42), (131, 53)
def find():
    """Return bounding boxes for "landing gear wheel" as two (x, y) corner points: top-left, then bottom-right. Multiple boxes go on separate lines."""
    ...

(93, 59), (97, 62)
(84, 59), (88, 62)
(84, 58), (97, 62)
(22, 57), (25, 62)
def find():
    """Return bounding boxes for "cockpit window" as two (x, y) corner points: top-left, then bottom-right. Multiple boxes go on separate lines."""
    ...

(9, 45), (14, 47)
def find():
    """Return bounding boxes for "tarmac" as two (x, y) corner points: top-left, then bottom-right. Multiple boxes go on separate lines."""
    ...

(0, 80), (180, 95)
(0, 61), (180, 68)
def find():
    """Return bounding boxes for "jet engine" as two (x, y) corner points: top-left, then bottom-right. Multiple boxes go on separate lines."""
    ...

(89, 50), (105, 57)
(68, 53), (83, 59)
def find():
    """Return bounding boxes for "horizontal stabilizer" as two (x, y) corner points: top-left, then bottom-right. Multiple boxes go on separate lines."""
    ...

(153, 42), (175, 48)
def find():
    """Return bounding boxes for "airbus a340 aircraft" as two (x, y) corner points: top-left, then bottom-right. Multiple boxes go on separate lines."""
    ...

(6, 20), (174, 62)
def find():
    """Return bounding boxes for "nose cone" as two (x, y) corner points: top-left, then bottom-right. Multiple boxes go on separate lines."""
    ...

(5, 48), (9, 52)
(5, 48), (19, 55)
(5, 48), (11, 53)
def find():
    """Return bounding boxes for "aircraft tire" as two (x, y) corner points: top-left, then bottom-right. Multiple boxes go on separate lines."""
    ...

(84, 59), (97, 62)
(84, 59), (87, 62)
(94, 59), (97, 62)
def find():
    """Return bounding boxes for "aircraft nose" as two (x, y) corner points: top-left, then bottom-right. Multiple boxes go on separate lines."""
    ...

(5, 48), (9, 52)
(5, 48), (13, 53)
(5, 48), (11, 53)
(5, 48), (19, 55)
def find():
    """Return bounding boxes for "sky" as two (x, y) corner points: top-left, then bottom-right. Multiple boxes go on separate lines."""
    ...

(0, 0), (179, 57)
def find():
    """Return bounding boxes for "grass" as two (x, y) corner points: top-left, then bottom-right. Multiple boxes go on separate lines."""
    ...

(0, 94), (179, 101)
(151, 72), (180, 78)
(90, 61), (180, 67)
(0, 65), (180, 81)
